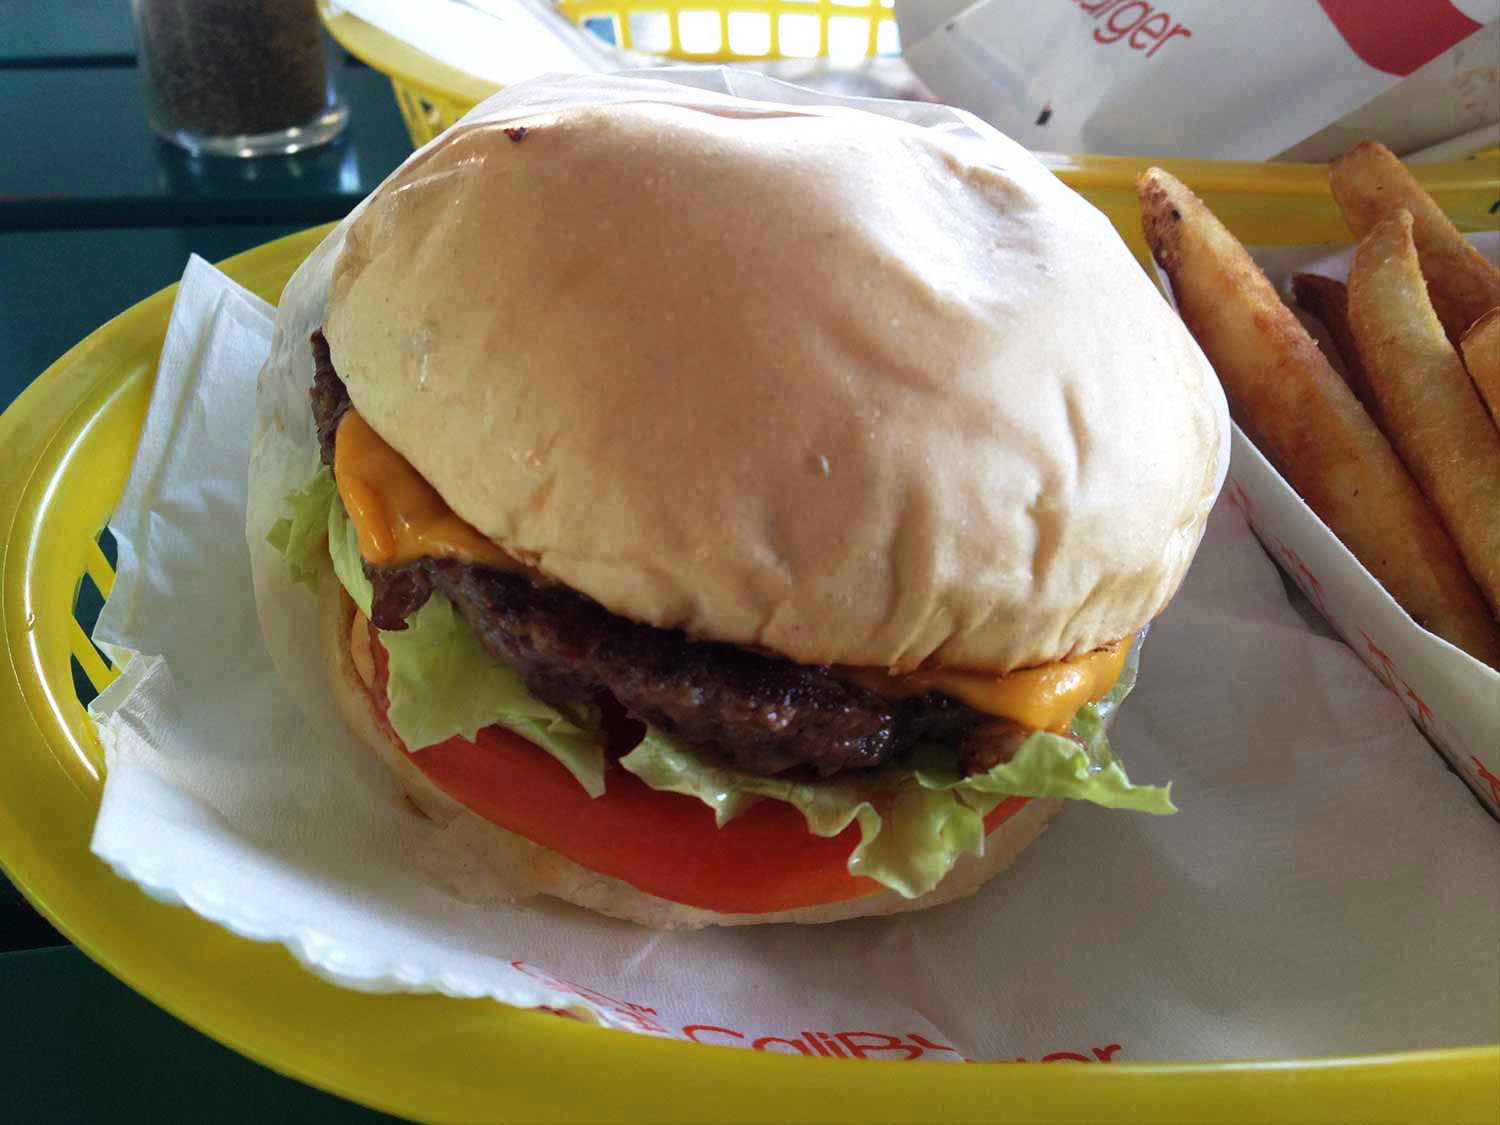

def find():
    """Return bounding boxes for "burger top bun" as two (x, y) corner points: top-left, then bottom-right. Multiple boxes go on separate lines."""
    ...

(324, 96), (1225, 674)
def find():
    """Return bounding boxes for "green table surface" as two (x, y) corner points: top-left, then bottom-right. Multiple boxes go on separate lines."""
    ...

(0, 28), (421, 1106)
(0, 63), (412, 230)
(2, 224), (298, 388)
(0, 947), (403, 1123)
(0, 1), (135, 65)
(0, 221), (411, 1122)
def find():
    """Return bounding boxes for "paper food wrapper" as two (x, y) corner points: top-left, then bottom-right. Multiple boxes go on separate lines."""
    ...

(90, 70), (1499, 1062)
(896, 0), (1499, 160)
(327, 0), (624, 85)
(1200, 235), (1500, 821)
(328, 0), (928, 102)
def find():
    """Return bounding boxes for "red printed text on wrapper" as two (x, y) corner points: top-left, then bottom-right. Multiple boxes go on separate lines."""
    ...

(515, 959), (1125, 1062)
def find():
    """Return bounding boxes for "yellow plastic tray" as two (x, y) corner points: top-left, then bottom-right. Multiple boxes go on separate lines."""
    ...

(554, 0), (896, 59)
(321, 0), (896, 147)
(2, 177), (1499, 1121)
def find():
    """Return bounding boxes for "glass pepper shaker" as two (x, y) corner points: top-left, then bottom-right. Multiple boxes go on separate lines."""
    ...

(130, 0), (349, 157)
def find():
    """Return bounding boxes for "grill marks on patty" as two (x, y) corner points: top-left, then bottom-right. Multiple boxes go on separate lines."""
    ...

(437, 562), (983, 776)
(309, 331), (985, 777)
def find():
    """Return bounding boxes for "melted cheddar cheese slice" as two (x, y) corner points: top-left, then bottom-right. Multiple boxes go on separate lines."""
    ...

(836, 644), (1128, 734)
(334, 410), (515, 570)
(332, 408), (1128, 729)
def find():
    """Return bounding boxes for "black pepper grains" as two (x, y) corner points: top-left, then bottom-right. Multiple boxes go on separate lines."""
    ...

(133, 0), (337, 141)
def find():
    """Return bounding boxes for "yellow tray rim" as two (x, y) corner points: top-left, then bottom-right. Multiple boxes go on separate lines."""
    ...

(3, 225), (1499, 1122)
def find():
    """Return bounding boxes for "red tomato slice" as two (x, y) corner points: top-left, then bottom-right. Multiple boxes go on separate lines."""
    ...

(368, 627), (1028, 915)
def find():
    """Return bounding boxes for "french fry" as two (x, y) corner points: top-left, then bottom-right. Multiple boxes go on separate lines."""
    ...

(1460, 307), (1500, 431)
(1291, 273), (1374, 412)
(1328, 141), (1500, 343)
(1138, 168), (1500, 668)
(1347, 210), (1500, 619)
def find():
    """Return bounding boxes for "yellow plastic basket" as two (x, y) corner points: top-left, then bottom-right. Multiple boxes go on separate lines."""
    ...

(10, 10), (1500, 1118)
(558, 0), (896, 59)
(1, 158), (1498, 1118)
(321, 0), (896, 147)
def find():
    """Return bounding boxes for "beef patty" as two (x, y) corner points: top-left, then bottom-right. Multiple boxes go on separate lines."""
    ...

(310, 330), (982, 777)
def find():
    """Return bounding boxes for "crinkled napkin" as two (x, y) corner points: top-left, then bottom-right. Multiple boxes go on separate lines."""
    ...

(89, 69), (1499, 1062)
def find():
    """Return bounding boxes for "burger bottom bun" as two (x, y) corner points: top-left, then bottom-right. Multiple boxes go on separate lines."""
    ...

(321, 570), (1062, 929)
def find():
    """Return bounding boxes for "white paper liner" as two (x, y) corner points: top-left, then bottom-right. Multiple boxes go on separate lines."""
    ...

(328, 0), (929, 101)
(1156, 235), (1500, 819)
(88, 70), (1500, 1062)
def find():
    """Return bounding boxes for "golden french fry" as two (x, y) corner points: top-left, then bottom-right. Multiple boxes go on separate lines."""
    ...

(1292, 273), (1374, 412)
(1138, 168), (1500, 667)
(1347, 210), (1500, 619)
(1329, 141), (1500, 343)
(1460, 307), (1500, 431)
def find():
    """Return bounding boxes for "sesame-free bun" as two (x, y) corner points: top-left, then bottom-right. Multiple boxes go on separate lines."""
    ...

(324, 93), (1225, 673)
(320, 574), (1062, 929)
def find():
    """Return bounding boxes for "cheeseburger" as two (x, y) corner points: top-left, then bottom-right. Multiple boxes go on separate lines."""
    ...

(253, 79), (1226, 929)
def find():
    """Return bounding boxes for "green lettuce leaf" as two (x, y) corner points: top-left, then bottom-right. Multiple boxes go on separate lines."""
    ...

(325, 499), (606, 797)
(909, 651), (1175, 816)
(619, 726), (878, 831)
(274, 472), (1171, 900)
(911, 727), (1176, 815)
(853, 786), (989, 896)
(265, 468), (337, 591)
(618, 659), (1170, 899)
